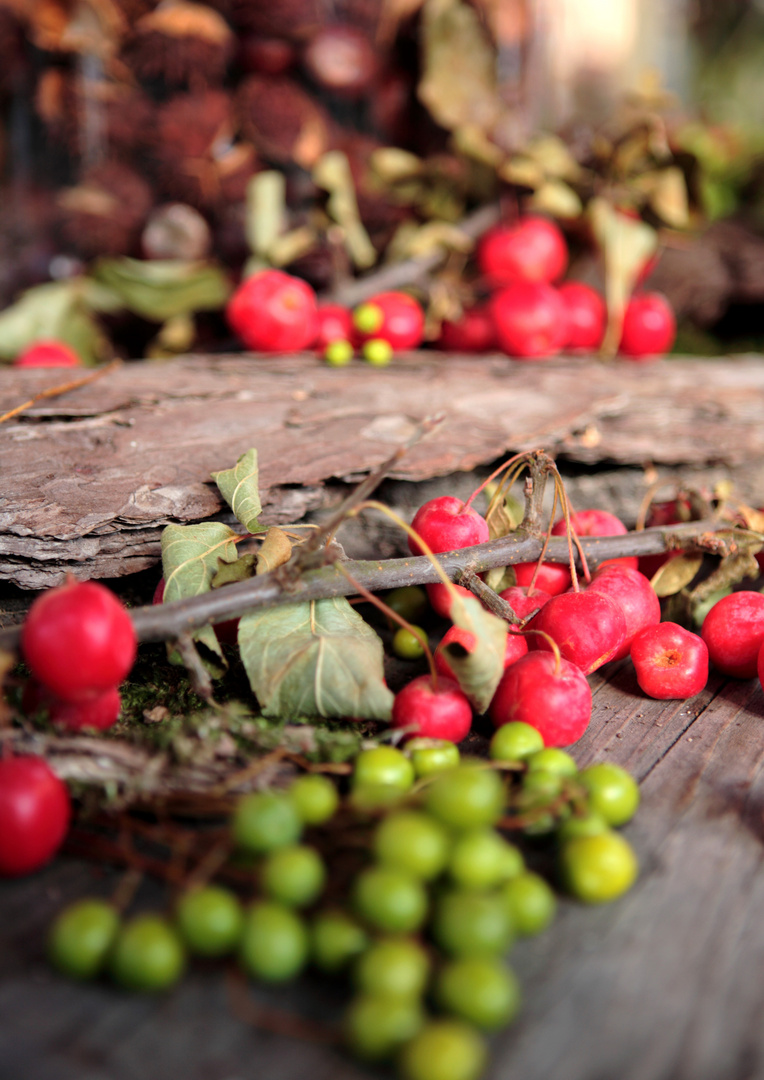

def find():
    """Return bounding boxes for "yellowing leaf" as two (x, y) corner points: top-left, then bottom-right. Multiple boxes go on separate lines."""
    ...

(256, 528), (293, 575)
(313, 151), (376, 270)
(646, 167), (689, 228)
(211, 448), (264, 534)
(650, 553), (703, 597)
(370, 147), (424, 182)
(418, 0), (500, 134)
(239, 598), (394, 720)
(498, 155), (544, 189)
(530, 180), (582, 220)
(525, 135), (583, 183)
(91, 257), (231, 321)
(446, 594), (508, 713)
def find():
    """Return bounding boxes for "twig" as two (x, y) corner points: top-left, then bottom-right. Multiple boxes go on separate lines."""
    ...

(226, 968), (342, 1046)
(0, 359), (121, 425)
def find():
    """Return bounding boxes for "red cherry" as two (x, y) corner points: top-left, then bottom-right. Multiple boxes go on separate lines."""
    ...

(0, 756), (71, 877)
(391, 675), (473, 742)
(49, 687), (122, 732)
(426, 582), (479, 620)
(551, 509), (638, 572)
(558, 282), (606, 351)
(21, 580), (137, 702)
(527, 591), (626, 674)
(14, 340), (82, 368)
(354, 291), (424, 351)
(227, 269), (318, 353)
(489, 652), (591, 747)
(700, 591), (764, 678)
(497, 585), (552, 622)
(477, 217), (568, 286)
(513, 562), (571, 597)
(489, 282), (568, 359)
(438, 306), (497, 353)
(619, 292), (676, 359)
(434, 625), (528, 682)
(408, 496), (489, 556)
(587, 566), (661, 661)
(314, 303), (354, 351)
(630, 622), (708, 699)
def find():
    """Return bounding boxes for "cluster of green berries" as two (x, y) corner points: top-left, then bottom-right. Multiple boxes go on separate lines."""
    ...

(47, 730), (639, 1080)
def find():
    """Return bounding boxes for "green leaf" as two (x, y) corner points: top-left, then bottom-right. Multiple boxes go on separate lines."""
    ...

(211, 552), (257, 588)
(161, 522), (241, 663)
(649, 553), (703, 597)
(238, 597), (394, 720)
(91, 257), (231, 322)
(445, 594), (508, 713)
(211, 448), (264, 534)
(313, 151), (377, 270)
(0, 279), (111, 365)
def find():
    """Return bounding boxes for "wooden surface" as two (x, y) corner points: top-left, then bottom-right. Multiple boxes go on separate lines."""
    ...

(3, 663), (764, 1080)
(4, 352), (764, 589)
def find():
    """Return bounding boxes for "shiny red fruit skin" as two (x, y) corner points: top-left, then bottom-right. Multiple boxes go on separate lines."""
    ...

(356, 291), (424, 351)
(758, 639), (764, 693)
(391, 675), (473, 742)
(551, 509), (638, 572)
(227, 269), (318, 352)
(513, 562), (571, 597)
(490, 282), (568, 359)
(0, 756), (71, 877)
(314, 303), (354, 351)
(489, 652), (591, 747)
(558, 282), (606, 351)
(49, 687), (122, 732)
(700, 591), (764, 678)
(434, 625), (527, 682)
(497, 585), (552, 621)
(439, 306), (497, 353)
(527, 591), (626, 674)
(426, 582), (478, 620)
(14, 340), (81, 368)
(587, 566), (661, 662)
(619, 292), (676, 359)
(630, 622), (708, 699)
(408, 496), (489, 556)
(22, 580), (137, 702)
(477, 217), (568, 286)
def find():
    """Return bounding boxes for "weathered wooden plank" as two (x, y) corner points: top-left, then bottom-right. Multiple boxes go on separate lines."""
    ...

(3, 353), (764, 588)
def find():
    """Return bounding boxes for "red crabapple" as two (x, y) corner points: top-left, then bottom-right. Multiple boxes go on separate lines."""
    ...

(551, 509), (638, 572)
(558, 282), (606, 352)
(426, 583), (481, 620)
(513, 562), (571, 597)
(439, 306), (497, 353)
(434, 625), (528, 683)
(619, 292), (676, 359)
(314, 303), (353, 351)
(489, 652), (592, 747)
(0, 756), (71, 877)
(587, 566), (660, 661)
(227, 269), (318, 352)
(489, 282), (568, 359)
(630, 622), (708, 699)
(477, 217), (568, 286)
(497, 585), (552, 622)
(391, 675), (473, 742)
(353, 291), (424, 351)
(527, 591), (626, 674)
(408, 496), (489, 556)
(700, 591), (764, 678)
(14, 340), (82, 368)
(49, 687), (122, 732)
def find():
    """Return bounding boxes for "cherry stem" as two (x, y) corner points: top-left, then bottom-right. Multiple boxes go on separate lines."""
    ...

(336, 561), (439, 688)
(522, 627), (563, 676)
(484, 462), (527, 528)
(551, 466), (591, 589)
(463, 451), (529, 512)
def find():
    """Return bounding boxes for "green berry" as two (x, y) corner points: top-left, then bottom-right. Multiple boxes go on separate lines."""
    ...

(353, 866), (429, 934)
(175, 885), (244, 957)
(693, 586), (732, 627)
(447, 829), (524, 891)
(526, 748), (578, 777)
(398, 1019), (488, 1080)
(578, 762), (640, 827)
(289, 773), (339, 826)
(431, 890), (514, 957)
(489, 722), (544, 761)
(310, 909), (368, 973)
(434, 957), (521, 1030)
(231, 791), (302, 854)
(392, 626), (427, 660)
(387, 586), (429, 623)
(324, 339), (354, 366)
(408, 738), (461, 778)
(521, 769), (564, 799)
(363, 338), (393, 366)
(261, 844), (327, 908)
(353, 302), (384, 335)
(109, 914), (186, 992)
(353, 746), (415, 792)
(355, 937), (430, 998)
(350, 784), (408, 813)
(557, 810), (610, 843)
(48, 898), (120, 980)
(559, 832), (639, 904)
(345, 992), (424, 1061)
(239, 901), (309, 982)
(373, 810), (451, 881)
(424, 764), (505, 831)
(500, 871), (556, 936)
